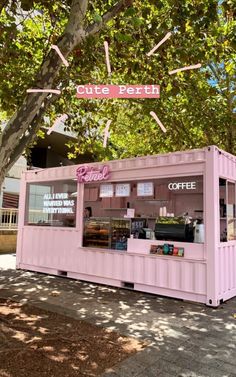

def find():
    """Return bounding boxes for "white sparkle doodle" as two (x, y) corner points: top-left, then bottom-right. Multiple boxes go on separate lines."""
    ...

(169, 63), (201, 75)
(103, 120), (112, 147)
(104, 41), (111, 76)
(47, 114), (68, 135)
(147, 32), (172, 57)
(150, 111), (167, 133)
(27, 89), (61, 95)
(51, 45), (69, 67)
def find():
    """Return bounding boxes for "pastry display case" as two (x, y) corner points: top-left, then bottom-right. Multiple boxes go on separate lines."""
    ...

(111, 218), (130, 250)
(83, 217), (146, 250)
(83, 217), (110, 248)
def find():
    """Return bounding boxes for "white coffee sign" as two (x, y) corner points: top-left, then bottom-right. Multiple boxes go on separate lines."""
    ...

(168, 182), (196, 190)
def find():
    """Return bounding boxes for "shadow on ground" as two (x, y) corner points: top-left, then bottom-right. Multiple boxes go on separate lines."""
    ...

(0, 270), (236, 377)
(0, 297), (143, 377)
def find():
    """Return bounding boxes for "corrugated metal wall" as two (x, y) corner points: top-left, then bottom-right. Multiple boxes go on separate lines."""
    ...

(217, 244), (236, 298)
(216, 149), (236, 301)
(19, 227), (207, 302)
(24, 148), (206, 183)
(18, 148), (208, 304)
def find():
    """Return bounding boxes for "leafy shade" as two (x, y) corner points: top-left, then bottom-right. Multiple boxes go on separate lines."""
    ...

(0, 0), (235, 184)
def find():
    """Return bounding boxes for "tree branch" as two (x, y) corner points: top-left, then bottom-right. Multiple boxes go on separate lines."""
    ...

(0, 0), (134, 180)
(63, 0), (88, 44)
(85, 0), (133, 37)
(5, 95), (58, 173)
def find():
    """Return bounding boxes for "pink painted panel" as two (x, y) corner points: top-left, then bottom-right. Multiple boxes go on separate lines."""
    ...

(217, 244), (236, 299)
(18, 224), (207, 300)
(111, 250), (204, 295)
(194, 263), (207, 294)
(181, 261), (195, 292)
(133, 256), (144, 280)
(143, 257), (155, 285)
(113, 253), (123, 280)
(218, 148), (236, 180)
(23, 148), (206, 184)
(134, 283), (206, 303)
(157, 259), (168, 287)
(168, 259), (181, 290)
(20, 227), (79, 271)
(205, 146), (219, 307)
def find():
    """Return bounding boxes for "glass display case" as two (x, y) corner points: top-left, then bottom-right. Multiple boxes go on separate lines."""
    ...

(83, 217), (131, 250)
(83, 217), (143, 250)
(83, 217), (110, 248)
(111, 218), (130, 250)
(83, 217), (150, 250)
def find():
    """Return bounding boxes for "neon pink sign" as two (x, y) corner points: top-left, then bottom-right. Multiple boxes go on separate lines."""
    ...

(76, 165), (110, 183)
(76, 85), (160, 99)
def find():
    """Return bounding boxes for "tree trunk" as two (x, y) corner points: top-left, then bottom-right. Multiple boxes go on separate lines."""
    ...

(0, 0), (133, 187)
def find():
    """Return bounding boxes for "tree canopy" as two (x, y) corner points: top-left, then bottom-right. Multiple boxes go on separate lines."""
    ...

(0, 0), (235, 184)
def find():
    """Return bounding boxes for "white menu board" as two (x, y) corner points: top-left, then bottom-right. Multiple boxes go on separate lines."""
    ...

(115, 183), (130, 197)
(137, 182), (154, 196)
(126, 208), (135, 218)
(100, 184), (113, 197)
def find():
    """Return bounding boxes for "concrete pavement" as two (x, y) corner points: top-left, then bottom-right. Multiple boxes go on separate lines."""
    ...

(0, 252), (16, 270)
(0, 257), (236, 377)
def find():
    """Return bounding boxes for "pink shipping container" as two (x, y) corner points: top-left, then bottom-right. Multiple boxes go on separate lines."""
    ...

(16, 145), (236, 307)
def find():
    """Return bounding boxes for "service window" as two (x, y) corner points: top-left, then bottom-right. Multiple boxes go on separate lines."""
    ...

(82, 175), (204, 249)
(219, 178), (236, 242)
(25, 180), (77, 227)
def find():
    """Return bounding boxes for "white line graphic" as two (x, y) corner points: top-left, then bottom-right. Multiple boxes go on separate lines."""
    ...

(169, 63), (201, 75)
(147, 32), (172, 57)
(47, 114), (68, 135)
(104, 41), (111, 76)
(27, 89), (61, 95)
(51, 45), (69, 67)
(150, 111), (167, 133)
(103, 120), (112, 147)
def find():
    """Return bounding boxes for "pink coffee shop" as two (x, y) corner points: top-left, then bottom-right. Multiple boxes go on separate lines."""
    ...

(16, 145), (236, 307)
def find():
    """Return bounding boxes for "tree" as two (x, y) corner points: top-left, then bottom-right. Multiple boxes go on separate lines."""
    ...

(0, 0), (133, 187)
(0, 0), (235, 187)
(59, 0), (235, 160)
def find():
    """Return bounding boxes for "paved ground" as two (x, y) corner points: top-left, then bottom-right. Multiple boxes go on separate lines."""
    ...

(0, 253), (16, 270)
(0, 255), (236, 377)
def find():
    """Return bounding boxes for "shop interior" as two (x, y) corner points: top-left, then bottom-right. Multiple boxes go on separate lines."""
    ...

(83, 175), (204, 250)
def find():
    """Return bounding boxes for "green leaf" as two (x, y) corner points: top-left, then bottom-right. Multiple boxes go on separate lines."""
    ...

(131, 17), (144, 27)
(93, 13), (102, 23)
(124, 7), (136, 17)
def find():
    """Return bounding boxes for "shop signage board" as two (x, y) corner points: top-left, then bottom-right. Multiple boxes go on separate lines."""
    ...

(76, 165), (110, 183)
(115, 183), (130, 197)
(168, 182), (196, 190)
(125, 208), (135, 218)
(43, 192), (75, 214)
(137, 182), (154, 196)
(76, 85), (160, 99)
(100, 184), (114, 198)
